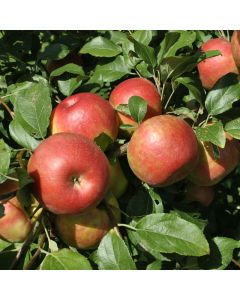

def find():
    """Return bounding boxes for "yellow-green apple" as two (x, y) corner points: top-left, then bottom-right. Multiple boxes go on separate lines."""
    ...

(109, 77), (161, 126)
(231, 30), (240, 71)
(55, 207), (111, 250)
(197, 38), (238, 90)
(0, 197), (32, 242)
(185, 183), (215, 207)
(51, 92), (119, 143)
(188, 137), (239, 186)
(27, 133), (110, 215)
(109, 159), (128, 198)
(127, 115), (199, 186)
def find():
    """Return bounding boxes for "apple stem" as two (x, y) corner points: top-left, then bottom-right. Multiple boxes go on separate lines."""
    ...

(110, 142), (129, 158)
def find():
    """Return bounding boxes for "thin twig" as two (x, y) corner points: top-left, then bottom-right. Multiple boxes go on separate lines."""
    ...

(9, 212), (44, 270)
(232, 258), (240, 269)
(0, 98), (14, 119)
(24, 233), (46, 270)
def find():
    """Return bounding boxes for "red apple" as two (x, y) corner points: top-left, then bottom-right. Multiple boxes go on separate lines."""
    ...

(188, 137), (239, 186)
(185, 183), (215, 207)
(127, 115), (199, 186)
(27, 133), (110, 215)
(231, 30), (240, 71)
(197, 38), (238, 90)
(51, 92), (119, 143)
(0, 197), (32, 243)
(55, 207), (111, 250)
(109, 77), (162, 126)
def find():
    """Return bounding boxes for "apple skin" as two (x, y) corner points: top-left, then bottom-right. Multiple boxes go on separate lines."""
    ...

(55, 207), (111, 250)
(231, 30), (240, 71)
(109, 159), (128, 198)
(188, 137), (239, 186)
(27, 133), (110, 215)
(185, 183), (215, 207)
(197, 38), (238, 90)
(51, 92), (119, 143)
(0, 197), (32, 243)
(127, 115), (199, 187)
(109, 78), (162, 126)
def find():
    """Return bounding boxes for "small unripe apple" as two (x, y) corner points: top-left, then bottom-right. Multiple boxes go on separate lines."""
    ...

(185, 183), (215, 207)
(109, 78), (162, 126)
(27, 133), (110, 215)
(231, 30), (240, 71)
(188, 137), (239, 186)
(0, 197), (32, 243)
(51, 93), (119, 143)
(197, 38), (238, 90)
(55, 207), (111, 250)
(109, 159), (128, 198)
(127, 115), (199, 187)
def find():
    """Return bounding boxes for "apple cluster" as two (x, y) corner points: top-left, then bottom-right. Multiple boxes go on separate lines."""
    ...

(1, 31), (240, 250)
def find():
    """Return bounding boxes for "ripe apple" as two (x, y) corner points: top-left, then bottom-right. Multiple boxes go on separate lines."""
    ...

(109, 77), (162, 126)
(51, 92), (119, 144)
(0, 197), (32, 242)
(127, 115), (199, 187)
(185, 183), (215, 207)
(231, 30), (240, 71)
(197, 38), (238, 90)
(109, 159), (128, 198)
(27, 133), (110, 215)
(188, 137), (239, 186)
(55, 207), (111, 250)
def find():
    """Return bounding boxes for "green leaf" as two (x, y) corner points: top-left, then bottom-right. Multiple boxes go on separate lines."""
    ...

(175, 76), (205, 106)
(158, 31), (196, 64)
(58, 77), (82, 96)
(89, 56), (131, 83)
(128, 96), (148, 124)
(133, 39), (156, 67)
(94, 132), (113, 152)
(170, 210), (207, 231)
(196, 121), (226, 148)
(135, 213), (210, 256)
(199, 237), (240, 270)
(143, 184), (164, 213)
(97, 230), (136, 270)
(11, 80), (52, 139)
(135, 61), (154, 78)
(146, 260), (162, 270)
(40, 249), (92, 270)
(205, 73), (240, 116)
(157, 32), (180, 64)
(160, 54), (200, 82)
(9, 118), (40, 151)
(225, 117), (240, 139)
(109, 31), (133, 54)
(115, 104), (131, 116)
(132, 30), (152, 45)
(80, 37), (121, 57)
(15, 168), (34, 188)
(50, 63), (85, 78)
(38, 43), (70, 60)
(171, 107), (197, 122)
(0, 139), (11, 184)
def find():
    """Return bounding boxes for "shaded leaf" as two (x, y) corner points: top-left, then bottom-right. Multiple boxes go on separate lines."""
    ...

(225, 117), (240, 139)
(94, 132), (113, 152)
(133, 39), (156, 67)
(0, 139), (11, 184)
(50, 63), (85, 78)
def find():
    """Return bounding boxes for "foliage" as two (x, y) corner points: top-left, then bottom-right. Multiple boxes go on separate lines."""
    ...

(1, 30), (240, 270)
